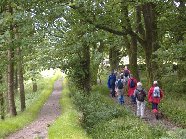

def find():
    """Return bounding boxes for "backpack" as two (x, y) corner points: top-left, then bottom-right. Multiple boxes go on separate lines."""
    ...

(117, 79), (123, 89)
(136, 89), (146, 102)
(124, 70), (129, 77)
(130, 79), (135, 88)
(153, 86), (160, 98)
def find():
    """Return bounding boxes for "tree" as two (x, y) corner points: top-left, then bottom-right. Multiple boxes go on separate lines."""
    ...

(7, 4), (17, 116)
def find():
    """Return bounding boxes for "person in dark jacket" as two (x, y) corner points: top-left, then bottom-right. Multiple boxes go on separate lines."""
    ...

(107, 71), (116, 97)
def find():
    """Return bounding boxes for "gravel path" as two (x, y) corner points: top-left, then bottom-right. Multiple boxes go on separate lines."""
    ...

(6, 79), (62, 139)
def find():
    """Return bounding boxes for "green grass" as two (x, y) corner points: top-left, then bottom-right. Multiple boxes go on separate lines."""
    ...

(0, 73), (61, 138)
(48, 78), (91, 139)
(156, 76), (186, 128)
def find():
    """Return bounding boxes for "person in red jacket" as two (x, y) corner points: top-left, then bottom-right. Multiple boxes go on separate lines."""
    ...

(148, 81), (164, 114)
(128, 74), (137, 104)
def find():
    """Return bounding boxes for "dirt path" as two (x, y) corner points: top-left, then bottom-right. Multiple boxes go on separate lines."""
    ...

(6, 79), (62, 139)
(112, 88), (181, 131)
(123, 94), (179, 130)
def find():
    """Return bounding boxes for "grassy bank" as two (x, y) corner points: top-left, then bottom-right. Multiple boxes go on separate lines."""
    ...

(48, 78), (91, 139)
(0, 73), (61, 138)
(160, 76), (186, 128)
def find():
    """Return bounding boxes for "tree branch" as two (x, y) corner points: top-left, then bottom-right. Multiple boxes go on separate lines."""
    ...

(70, 4), (126, 36)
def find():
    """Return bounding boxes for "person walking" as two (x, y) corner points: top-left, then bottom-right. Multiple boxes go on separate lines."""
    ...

(107, 71), (116, 97)
(134, 82), (147, 118)
(123, 66), (130, 85)
(128, 74), (137, 104)
(116, 75), (125, 104)
(148, 81), (164, 119)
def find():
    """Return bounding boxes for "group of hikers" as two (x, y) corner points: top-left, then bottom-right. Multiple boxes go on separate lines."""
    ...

(107, 66), (164, 119)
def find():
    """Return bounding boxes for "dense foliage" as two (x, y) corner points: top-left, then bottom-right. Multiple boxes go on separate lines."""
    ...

(0, 0), (185, 138)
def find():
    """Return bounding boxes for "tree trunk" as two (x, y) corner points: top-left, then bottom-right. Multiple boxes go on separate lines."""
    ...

(129, 35), (139, 81)
(14, 24), (26, 111)
(91, 62), (100, 85)
(90, 41), (104, 85)
(7, 47), (17, 116)
(17, 47), (26, 111)
(142, 3), (159, 86)
(14, 67), (18, 93)
(144, 45), (153, 86)
(82, 44), (91, 93)
(0, 93), (5, 120)
(32, 78), (37, 92)
(121, 1), (139, 80)
(176, 0), (185, 79)
(7, 4), (17, 116)
(109, 46), (120, 72)
(0, 74), (5, 120)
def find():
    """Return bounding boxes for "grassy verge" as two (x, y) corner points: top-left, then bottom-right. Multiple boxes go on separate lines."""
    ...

(0, 73), (60, 138)
(161, 97), (186, 127)
(48, 78), (91, 139)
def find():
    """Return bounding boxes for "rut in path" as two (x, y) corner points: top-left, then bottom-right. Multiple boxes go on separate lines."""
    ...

(6, 79), (62, 139)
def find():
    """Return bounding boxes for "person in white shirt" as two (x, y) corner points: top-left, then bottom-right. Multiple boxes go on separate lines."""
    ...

(133, 82), (147, 118)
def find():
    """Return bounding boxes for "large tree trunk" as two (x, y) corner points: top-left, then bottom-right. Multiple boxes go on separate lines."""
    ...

(14, 67), (18, 93)
(7, 46), (17, 116)
(82, 44), (91, 93)
(14, 25), (26, 111)
(91, 41), (104, 85)
(32, 78), (37, 92)
(144, 44), (153, 86)
(176, 0), (186, 79)
(7, 4), (17, 116)
(0, 93), (4, 120)
(121, 1), (139, 80)
(129, 35), (139, 81)
(0, 74), (5, 120)
(17, 47), (26, 111)
(109, 46), (120, 72)
(142, 3), (159, 86)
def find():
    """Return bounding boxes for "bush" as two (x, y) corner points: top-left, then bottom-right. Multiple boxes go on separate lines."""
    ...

(72, 91), (125, 132)
(158, 76), (186, 127)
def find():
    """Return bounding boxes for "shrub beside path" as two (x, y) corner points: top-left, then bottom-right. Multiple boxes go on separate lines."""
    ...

(6, 79), (62, 139)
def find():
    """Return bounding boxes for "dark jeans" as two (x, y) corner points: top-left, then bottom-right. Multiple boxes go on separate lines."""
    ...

(119, 95), (124, 104)
(131, 95), (136, 104)
(111, 85), (115, 97)
(152, 103), (158, 110)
